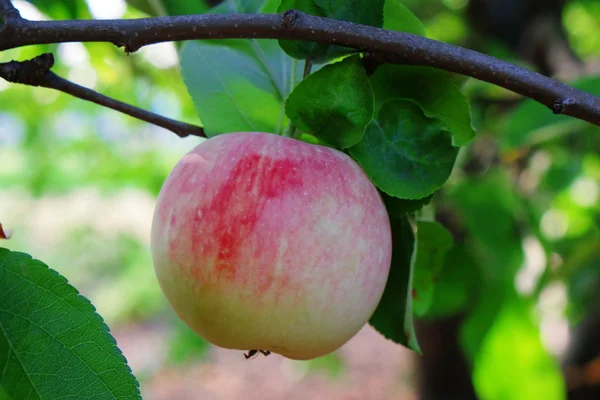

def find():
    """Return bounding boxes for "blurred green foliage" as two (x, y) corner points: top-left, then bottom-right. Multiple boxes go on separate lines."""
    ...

(301, 353), (345, 379)
(472, 299), (565, 400)
(167, 318), (211, 364)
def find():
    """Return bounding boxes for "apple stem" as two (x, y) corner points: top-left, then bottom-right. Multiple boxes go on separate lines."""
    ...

(303, 59), (312, 78)
(284, 124), (298, 139)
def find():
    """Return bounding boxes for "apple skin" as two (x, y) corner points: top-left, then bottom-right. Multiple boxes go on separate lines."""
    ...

(151, 132), (392, 360)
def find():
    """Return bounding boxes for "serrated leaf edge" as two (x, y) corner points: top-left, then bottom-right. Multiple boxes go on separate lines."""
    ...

(0, 248), (141, 399)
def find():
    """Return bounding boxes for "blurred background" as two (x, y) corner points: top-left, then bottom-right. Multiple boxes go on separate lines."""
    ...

(1, 0), (600, 398)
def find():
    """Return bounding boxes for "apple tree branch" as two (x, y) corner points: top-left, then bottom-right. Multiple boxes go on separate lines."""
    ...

(1, 2), (600, 127)
(0, 53), (205, 138)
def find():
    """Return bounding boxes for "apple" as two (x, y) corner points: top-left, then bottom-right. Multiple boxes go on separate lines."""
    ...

(151, 132), (392, 360)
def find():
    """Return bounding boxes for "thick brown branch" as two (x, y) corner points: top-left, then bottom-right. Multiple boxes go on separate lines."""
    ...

(0, 54), (205, 138)
(1, 9), (600, 126)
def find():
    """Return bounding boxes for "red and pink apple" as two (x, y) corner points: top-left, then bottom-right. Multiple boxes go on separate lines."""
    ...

(151, 132), (392, 360)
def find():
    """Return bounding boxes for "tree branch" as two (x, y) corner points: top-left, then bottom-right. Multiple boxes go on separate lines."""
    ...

(0, 53), (205, 138)
(1, 8), (600, 126)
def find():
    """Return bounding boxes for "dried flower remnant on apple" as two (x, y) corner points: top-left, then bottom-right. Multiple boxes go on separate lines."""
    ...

(151, 132), (393, 360)
(244, 349), (271, 360)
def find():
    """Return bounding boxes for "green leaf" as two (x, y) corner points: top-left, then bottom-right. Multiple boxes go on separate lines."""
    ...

(180, 42), (285, 136)
(180, 0), (303, 137)
(412, 221), (454, 317)
(369, 216), (421, 353)
(472, 300), (565, 400)
(370, 65), (475, 146)
(278, 0), (385, 62)
(349, 99), (458, 200)
(0, 248), (140, 400)
(383, 0), (426, 36)
(383, 192), (434, 218)
(285, 56), (374, 148)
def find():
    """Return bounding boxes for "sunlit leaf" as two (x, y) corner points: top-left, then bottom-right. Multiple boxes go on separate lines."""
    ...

(179, 0), (303, 136)
(180, 43), (284, 135)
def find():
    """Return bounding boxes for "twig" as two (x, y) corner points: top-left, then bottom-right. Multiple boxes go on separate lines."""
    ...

(0, 54), (206, 138)
(303, 59), (312, 78)
(1, 8), (600, 126)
